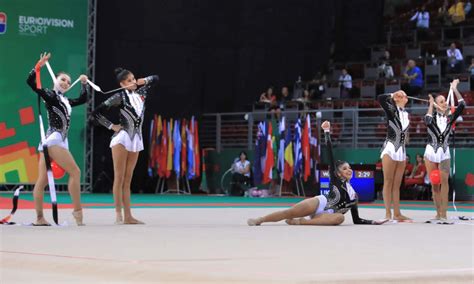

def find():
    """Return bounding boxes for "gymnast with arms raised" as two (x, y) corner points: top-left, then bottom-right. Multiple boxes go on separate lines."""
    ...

(247, 121), (387, 226)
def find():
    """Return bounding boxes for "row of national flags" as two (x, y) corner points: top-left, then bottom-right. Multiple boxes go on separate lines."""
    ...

(254, 114), (320, 184)
(148, 115), (201, 180)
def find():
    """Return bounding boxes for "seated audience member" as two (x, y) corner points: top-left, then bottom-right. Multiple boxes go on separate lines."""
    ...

(404, 154), (414, 177)
(446, 42), (464, 74)
(449, 0), (466, 24)
(338, 68), (352, 99)
(468, 58), (474, 89)
(378, 51), (395, 79)
(403, 59), (423, 97)
(465, 0), (472, 15)
(279, 86), (291, 110)
(410, 5), (430, 29)
(230, 151), (251, 196)
(438, 0), (452, 25)
(405, 154), (427, 186)
(308, 72), (326, 100)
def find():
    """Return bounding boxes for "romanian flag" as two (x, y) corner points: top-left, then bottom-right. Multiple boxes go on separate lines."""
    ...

(166, 119), (174, 178)
(283, 127), (294, 182)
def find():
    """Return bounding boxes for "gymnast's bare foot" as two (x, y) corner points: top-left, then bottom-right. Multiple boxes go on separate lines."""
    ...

(33, 217), (51, 226)
(394, 214), (412, 221)
(72, 210), (85, 226)
(124, 217), (144, 224)
(115, 212), (124, 225)
(285, 218), (302, 225)
(247, 217), (263, 226)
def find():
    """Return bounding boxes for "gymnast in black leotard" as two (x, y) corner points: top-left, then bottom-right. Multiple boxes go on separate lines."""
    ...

(247, 121), (386, 226)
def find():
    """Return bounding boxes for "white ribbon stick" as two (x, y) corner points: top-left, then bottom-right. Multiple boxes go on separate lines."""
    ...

(86, 79), (103, 93)
(67, 77), (82, 91)
(45, 61), (57, 86)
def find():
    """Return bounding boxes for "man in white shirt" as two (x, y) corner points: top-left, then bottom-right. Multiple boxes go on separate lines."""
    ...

(338, 68), (352, 99)
(410, 5), (430, 29)
(446, 42), (464, 73)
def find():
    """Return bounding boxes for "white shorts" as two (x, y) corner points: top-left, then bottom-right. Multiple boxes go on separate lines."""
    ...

(37, 131), (69, 152)
(424, 145), (451, 163)
(380, 141), (406, 162)
(314, 195), (334, 215)
(110, 130), (143, 152)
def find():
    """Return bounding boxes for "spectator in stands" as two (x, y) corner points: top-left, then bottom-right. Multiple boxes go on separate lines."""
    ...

(259, 86), (275, 103)
(404, 154), (414, 177)
(405, 154), (426, 187)
(279, 86), (291, 110)
(467, 58), (474, 89)
(308, 72), (326, 100)
(260, 86), (280, 117)
(403, 59), (424, 97)
(230, 151), (251, 196)
(410, 5), (430, 29)
(438, 0), (452, 26)
(338, 68), (352, 99)
(449, 0), (466, 24)
(293, 76), (305, 101)
(378, 50), (395, 79)
(446, 42), (464, 73)
(465, 0), (472, 15)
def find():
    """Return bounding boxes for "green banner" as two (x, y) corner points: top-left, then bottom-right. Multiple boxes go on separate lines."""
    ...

(0, 0), (88, 184)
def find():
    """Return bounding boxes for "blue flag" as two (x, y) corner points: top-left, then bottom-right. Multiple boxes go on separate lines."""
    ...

(173, 120), (181, 176)
(186, 121), (195, 179)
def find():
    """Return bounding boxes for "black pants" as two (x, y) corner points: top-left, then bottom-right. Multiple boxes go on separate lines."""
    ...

(230, 173), (250, 196)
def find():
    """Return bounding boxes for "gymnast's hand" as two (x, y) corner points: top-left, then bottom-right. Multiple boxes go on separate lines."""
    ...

(111, 124), (122, 133)
(450, 78), (459, 89)
(136, 78), (146, 86)
(321, 120), (331, 131)
(393, 90), (406, 100)
(36, 52), (51, 68)
(372, 219), (389, 225)
(428, 94), (434, 105)
(79, 75), (88, 84)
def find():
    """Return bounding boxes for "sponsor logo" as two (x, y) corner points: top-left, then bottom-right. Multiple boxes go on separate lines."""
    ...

(0, 12), (6, 34)
(18, 15), (74, 36)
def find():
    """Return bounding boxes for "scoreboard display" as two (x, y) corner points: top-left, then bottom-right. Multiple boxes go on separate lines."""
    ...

(318, 164), (375, 202)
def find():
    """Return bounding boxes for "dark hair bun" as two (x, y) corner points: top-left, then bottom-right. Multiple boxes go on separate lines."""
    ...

(114, 67), (124, 76)
(114, 67), (131, 83)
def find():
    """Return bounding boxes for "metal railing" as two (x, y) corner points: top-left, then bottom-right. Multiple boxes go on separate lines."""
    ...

(201, 106), (474, 152)
(385, 24), (474, 46)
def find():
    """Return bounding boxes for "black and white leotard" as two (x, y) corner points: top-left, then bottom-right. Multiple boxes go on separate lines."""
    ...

(27, 68), (88, 151)
(378, 93), (410, 162)
(314, 130), (373, 224)
(92, 75), (159, 152)
(424, 99), (465, 163)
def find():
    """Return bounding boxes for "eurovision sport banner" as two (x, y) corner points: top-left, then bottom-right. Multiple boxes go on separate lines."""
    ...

(0, 0), (88, 184)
